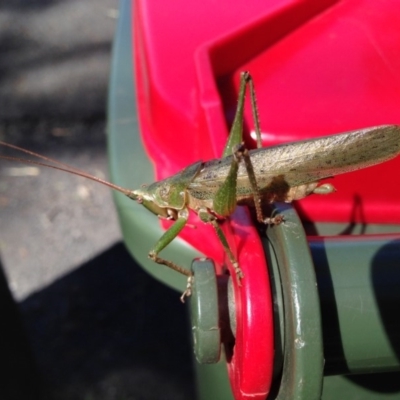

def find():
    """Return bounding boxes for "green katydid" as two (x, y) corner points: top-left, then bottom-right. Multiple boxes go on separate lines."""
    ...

(1, 71), (400, 301)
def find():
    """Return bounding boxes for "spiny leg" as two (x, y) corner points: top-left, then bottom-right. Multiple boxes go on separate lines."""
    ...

(245, 74), (286, 222)
(233, 143), (284, 225)
(234, 75), (285, 223)
(215, 132), (281, 255)
(235, 144), (264, 223)
(247, 73), (263, 149)
(223, 72), (249, 157)
(147, 210), (193, 301)
(219, 71), (275, 223)
(213, 152), (239, 218)
(211, 72), (282, 283)
(223, 71), (263, 158)
(198, 208), (244, 283)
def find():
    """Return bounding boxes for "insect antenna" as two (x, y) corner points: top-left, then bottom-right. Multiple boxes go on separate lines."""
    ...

(0, 141), (135, 198)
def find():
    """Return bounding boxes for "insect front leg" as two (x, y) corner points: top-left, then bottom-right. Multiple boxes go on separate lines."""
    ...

(198, 208), (244, 283)
(148, 208), (193, 302)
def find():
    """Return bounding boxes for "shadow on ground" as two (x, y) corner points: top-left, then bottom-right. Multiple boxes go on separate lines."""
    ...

(1, 243), (196, 400)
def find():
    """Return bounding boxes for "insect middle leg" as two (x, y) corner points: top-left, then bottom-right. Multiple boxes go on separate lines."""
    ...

(206, 144), (263, 282)
(198, 208), (244, 283)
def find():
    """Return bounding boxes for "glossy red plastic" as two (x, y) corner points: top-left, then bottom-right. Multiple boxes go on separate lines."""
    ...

(133, 0), (400, 398)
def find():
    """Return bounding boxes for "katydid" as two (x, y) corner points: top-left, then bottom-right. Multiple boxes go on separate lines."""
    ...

(1, 71), (400, 302)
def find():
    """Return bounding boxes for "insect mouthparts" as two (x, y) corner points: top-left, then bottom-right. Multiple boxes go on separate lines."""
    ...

(126, 191), (140, 201)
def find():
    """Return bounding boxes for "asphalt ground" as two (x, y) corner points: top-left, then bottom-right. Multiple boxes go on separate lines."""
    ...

(0, 2), (195, 399)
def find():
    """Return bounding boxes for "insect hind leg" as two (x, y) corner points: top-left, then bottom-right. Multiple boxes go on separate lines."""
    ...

(223, 71), (263, 158)
(235, 143), (286, 225)
(233, 143), (267, 223)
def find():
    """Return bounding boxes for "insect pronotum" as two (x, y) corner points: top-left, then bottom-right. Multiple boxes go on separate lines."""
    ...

(1, 71), (400, 301)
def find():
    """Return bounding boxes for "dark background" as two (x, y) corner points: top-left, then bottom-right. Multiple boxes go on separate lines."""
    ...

(0, 1), (195, 399)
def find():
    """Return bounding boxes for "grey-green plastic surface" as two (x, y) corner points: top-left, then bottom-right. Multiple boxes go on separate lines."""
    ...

(312, 235), (400, 376)
(190, 259), (221, 364)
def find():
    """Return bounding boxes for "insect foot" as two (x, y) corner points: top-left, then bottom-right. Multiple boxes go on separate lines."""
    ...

(263, 215), (285, 225)
(233, 262), (244, 286)
(147, 249), (194, 301)
(180, 276), (194, 303)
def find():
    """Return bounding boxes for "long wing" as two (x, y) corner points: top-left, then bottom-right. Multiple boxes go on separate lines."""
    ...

(189, 125), (400, 197)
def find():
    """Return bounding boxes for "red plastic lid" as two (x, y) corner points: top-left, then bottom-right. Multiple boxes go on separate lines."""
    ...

(133, 0), (400, 398)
